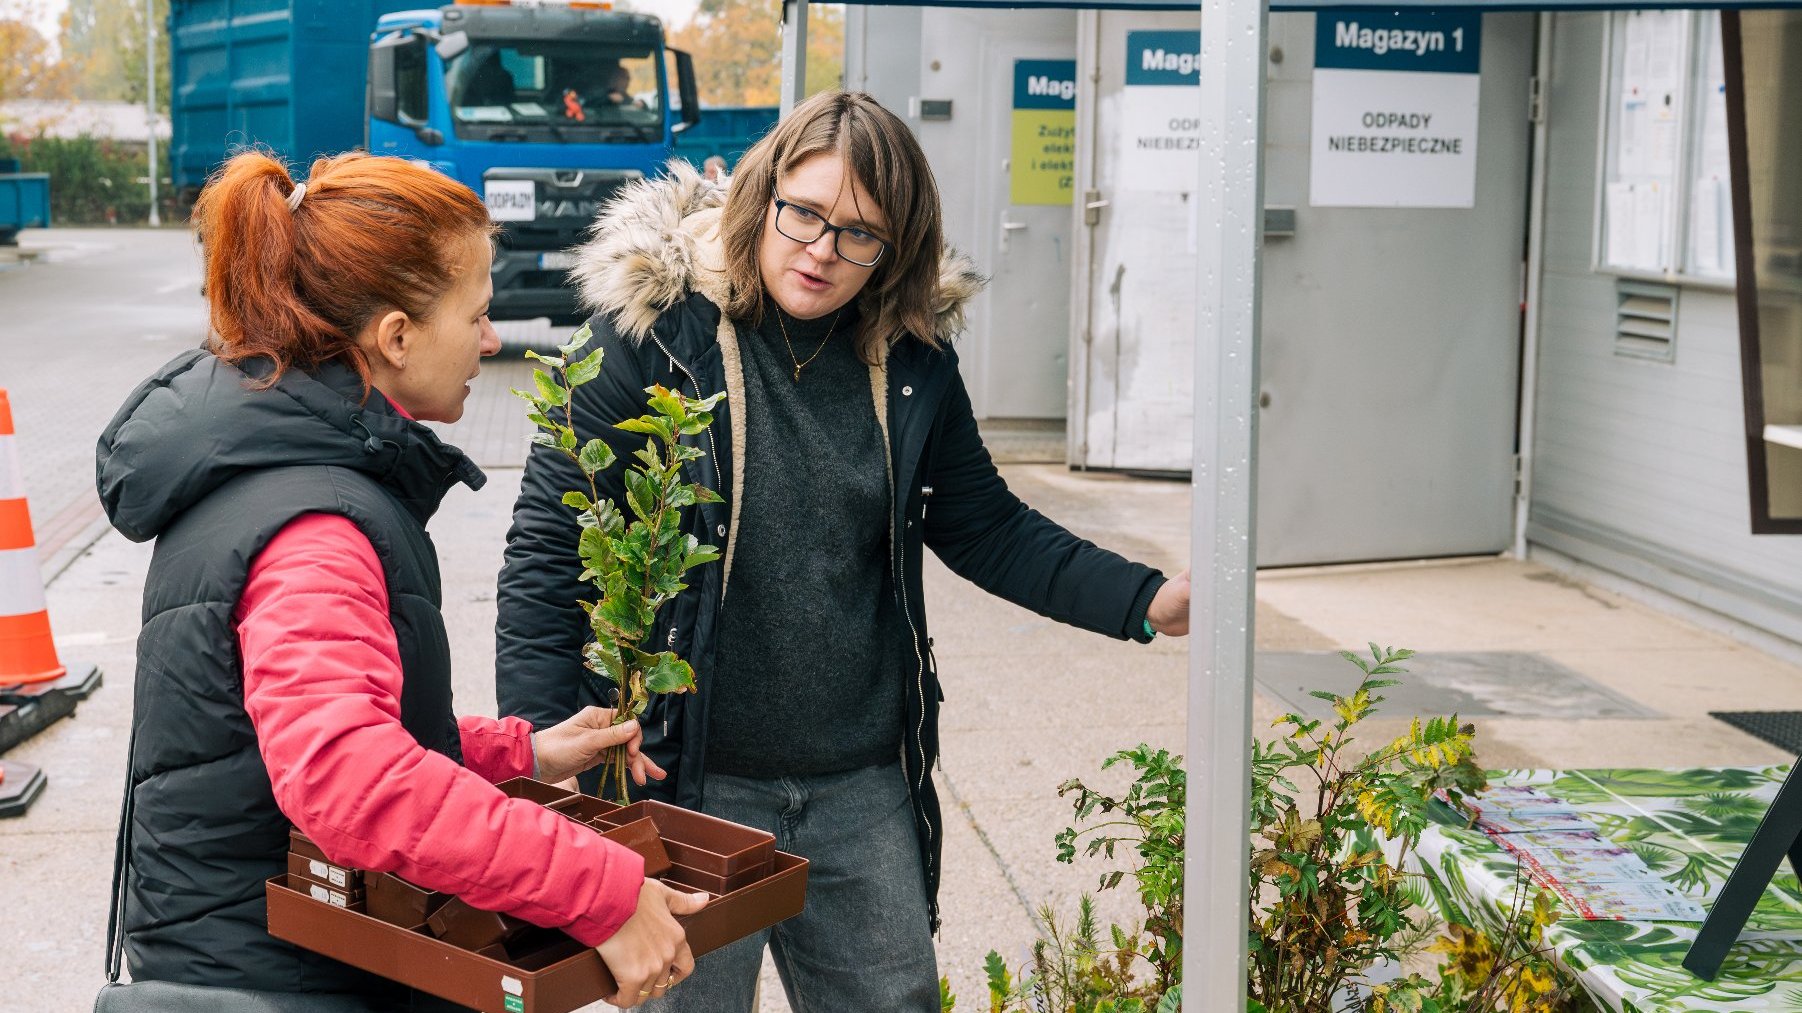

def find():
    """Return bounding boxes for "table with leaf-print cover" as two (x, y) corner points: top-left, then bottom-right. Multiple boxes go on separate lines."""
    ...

(1416, 765), (1802, 1012)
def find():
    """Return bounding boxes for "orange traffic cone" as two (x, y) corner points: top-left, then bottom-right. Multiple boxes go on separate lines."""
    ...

(0, 389), (65, 687)
(0, 389), (101, 818)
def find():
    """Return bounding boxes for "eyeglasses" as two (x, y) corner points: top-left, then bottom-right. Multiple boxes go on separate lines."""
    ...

(771, 196), (889, 268)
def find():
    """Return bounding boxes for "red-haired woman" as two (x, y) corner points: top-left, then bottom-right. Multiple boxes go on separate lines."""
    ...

(95, 151), (703, 1011)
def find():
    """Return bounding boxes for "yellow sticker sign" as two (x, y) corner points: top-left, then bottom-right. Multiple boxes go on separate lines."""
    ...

(1011, 61), (1077, 206)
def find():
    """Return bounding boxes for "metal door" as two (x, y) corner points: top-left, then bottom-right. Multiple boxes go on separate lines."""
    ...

(967, 37), (1078, 420)
(1072, 11), (1533, 566)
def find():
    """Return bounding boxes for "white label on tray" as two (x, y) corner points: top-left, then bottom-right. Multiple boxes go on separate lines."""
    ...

(502, 976), (524, 996)
(308, 884), (349, 908)
(307, 858), (349, 887)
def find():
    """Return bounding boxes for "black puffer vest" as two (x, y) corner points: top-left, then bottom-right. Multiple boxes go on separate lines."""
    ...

(97, 349), (484, 996)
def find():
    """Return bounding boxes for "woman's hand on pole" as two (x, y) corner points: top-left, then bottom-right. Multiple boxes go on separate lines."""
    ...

(532, 706), (667, 785)
(596, 880), (708, 1008)
(1147, 569), (1192, 637)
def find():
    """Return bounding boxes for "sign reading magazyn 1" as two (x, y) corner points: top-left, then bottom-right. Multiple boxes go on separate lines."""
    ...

(1310, 12), (1482, 208)
(1120, 30), (1199, 193)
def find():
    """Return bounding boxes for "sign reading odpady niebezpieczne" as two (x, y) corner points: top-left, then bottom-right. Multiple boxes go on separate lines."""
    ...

(1119, 31), (1199, 194)
(1310, 12), (1482, 209)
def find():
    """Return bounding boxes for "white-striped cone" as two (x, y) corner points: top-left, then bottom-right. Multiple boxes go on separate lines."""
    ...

(0, 389), (66, 687)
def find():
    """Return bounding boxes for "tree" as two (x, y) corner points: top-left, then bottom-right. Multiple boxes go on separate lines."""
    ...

(668, 0), (843, 108)
(60, 0), (169, 115)
(0, 5), (74, 104)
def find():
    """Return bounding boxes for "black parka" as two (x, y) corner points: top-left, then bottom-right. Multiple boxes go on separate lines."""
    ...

(495, 165), (1160, 929)
(97, 349), (483, 999)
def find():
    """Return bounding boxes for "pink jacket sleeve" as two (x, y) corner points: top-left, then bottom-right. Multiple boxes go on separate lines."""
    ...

(236, 513), (644, 946)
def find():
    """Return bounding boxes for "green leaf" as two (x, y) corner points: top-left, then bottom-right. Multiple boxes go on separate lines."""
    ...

(583, 640), (625, 685)
(558, 322), (594, 356)
(579, 438), (616, 477)
(693, 485), (723, 504)
(615, 416), (676, 446)
(522, 350), (565, 368)
(529, 432), (558, 450)
(623, 469), (656, 522)
(578, 526), (608, 568)
(533, 368), (569, 408)
(642, 653), (696, 695)
(566, 347), (605, 387)
(983, 951), (1011, 1000)
(644, 384), (686, 420)
(1155, 986), (1181, 1013)
(559, 427), (578, 451)
(562, 491), (592, 511)
(594, 498), (626, 537)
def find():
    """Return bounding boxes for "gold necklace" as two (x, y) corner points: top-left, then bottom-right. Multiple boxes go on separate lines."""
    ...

(774, 306), (845, 382)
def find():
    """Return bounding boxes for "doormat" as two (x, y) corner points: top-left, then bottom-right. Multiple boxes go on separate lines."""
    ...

(1711, 711), (1802, 755)
(1256, 651), (1660, 720)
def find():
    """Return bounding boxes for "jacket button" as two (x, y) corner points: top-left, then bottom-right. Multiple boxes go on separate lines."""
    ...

(902, 385), (914, 396)
(716, 523), (727, 537)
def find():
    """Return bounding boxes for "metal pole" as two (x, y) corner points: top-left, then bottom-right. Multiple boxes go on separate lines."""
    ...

(145, 0), (160, 227)
(778, 0), (810, 119)
(1513, 13), (1554, 560)
(1186, 0), (1266, 1007)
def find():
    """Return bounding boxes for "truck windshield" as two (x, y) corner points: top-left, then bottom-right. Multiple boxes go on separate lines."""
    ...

(446, 40), (662, 143)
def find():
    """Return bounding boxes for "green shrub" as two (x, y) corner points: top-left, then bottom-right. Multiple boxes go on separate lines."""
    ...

(0, 132), (173, 225)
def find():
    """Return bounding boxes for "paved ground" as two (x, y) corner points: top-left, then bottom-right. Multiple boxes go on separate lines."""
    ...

(4, 228), (1799, 1011)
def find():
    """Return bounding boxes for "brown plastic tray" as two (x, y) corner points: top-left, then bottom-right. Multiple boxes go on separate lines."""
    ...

(590, 800), (774, 890)
(366, 871), (447, 927)
(267, 850), (807, 1013)
(493, 779), (774, 887)
(289, 828), (335, 865)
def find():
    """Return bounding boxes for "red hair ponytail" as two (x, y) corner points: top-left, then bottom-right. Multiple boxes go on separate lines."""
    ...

(192, 150), (495, 384)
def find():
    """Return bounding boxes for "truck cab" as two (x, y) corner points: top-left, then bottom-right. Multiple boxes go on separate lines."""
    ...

(367, 2), (699, 321)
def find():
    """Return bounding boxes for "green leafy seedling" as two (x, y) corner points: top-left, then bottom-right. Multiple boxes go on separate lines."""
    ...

(513, 323), (724, 801)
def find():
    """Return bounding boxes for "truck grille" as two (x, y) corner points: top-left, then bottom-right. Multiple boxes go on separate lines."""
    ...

(484, 168), (642, 251)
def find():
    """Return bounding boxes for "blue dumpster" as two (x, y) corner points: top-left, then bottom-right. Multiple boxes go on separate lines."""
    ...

(672, 106), (779, 171)
(0, 173), (51, 246)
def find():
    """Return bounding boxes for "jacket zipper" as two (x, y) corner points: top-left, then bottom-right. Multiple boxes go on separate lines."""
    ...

(648, 331), (720, 491)
(649, 330), (721, 675)
(890, 428), (936, 890)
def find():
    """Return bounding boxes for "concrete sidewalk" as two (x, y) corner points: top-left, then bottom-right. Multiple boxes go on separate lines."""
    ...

(3, 366), (1796, 1009)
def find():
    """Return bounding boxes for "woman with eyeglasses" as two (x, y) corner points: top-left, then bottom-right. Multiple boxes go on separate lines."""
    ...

(494, 90), (1191, 1012)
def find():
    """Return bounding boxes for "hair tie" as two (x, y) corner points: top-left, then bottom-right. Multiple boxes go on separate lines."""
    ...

(286, 182), (307, 212)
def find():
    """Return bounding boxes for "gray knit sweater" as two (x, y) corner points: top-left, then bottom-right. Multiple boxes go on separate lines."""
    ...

(704, 303), (910, 778)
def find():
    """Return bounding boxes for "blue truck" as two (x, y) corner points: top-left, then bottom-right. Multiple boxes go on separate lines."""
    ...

(171, 0), (773, 321)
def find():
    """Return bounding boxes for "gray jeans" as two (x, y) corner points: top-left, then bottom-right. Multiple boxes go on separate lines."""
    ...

(647, 762), (939, 1013)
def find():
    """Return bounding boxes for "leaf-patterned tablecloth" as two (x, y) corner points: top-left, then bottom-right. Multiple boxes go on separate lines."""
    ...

(1418, 766), (1802, 1012)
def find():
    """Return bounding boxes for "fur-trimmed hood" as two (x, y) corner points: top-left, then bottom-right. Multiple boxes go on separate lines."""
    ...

(569, 160), (986, 346)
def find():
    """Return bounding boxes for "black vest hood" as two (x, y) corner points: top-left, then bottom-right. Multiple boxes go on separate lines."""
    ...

(98, 348), (485, 543)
